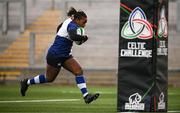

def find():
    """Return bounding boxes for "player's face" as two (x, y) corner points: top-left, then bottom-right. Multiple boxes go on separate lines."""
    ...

(77, 17), (87, 28)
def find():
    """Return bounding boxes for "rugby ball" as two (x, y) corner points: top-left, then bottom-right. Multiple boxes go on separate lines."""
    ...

(75, 27), (85, 45)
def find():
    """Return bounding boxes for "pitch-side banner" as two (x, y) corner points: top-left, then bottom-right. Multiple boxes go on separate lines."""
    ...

(118, 0), (168, 112)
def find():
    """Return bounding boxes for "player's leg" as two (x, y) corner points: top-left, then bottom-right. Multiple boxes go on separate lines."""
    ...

(62, 57), (100, 104)
(20, 64), (60, 96)
(26, 64), (59, 85)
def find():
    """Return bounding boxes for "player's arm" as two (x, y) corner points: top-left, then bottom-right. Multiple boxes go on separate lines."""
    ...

(56, 22), (63, 33)
(68, 29), (88, 41)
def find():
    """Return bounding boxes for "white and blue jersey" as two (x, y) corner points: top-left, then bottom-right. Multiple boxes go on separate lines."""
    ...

(57, 18), (72, 39)
(46, 18), (80, 68)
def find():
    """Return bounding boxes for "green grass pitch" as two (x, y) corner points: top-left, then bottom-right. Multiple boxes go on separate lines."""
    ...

(0, 84), (180, 113)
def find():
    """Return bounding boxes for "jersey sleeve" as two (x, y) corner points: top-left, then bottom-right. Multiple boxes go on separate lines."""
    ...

(67, 22), (88, 41)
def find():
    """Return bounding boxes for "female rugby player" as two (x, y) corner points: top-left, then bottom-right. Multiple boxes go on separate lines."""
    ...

(20, 8), (99, 104)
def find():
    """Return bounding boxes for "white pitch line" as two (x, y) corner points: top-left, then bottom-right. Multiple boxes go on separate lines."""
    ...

(168, 111), (180, 113)
(61, 91), (180, 95)
(0, 99), (80, 103)
(117, 111), (180, 113)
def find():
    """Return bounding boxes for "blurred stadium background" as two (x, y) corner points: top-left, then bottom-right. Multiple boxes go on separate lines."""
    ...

(0, 0), (179, 87)
(0, 0), (180, 113)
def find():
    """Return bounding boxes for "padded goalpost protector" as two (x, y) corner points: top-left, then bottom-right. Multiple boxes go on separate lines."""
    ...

(118, 0), (168, 112)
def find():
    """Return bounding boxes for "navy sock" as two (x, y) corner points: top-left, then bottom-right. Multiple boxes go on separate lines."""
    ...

(27, 74), (47, 85)
(75, 75), (88, 97)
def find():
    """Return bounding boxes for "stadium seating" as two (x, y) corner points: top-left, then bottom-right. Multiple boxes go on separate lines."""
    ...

(0, 0), (179, 86)
(0, 10), (60, 83)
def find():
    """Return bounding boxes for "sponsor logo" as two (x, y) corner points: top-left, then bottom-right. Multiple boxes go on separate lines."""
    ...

(158, 6), (168, 38)
(158, 92), (166, 110)
(121, 7), (153, 40)
(125, 93), (145, 110)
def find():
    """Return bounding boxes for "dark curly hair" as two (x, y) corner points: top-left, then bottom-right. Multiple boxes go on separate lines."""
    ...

(74, 10), (87, 20)
(67, 7), (77, 17)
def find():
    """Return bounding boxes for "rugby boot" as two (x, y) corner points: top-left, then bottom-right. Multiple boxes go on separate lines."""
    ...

(20, 78), (29, 96)
(84, 93), (100, 104)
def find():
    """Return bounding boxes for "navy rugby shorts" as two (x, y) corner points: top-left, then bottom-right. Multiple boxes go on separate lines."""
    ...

(46, 53), (73, 69)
